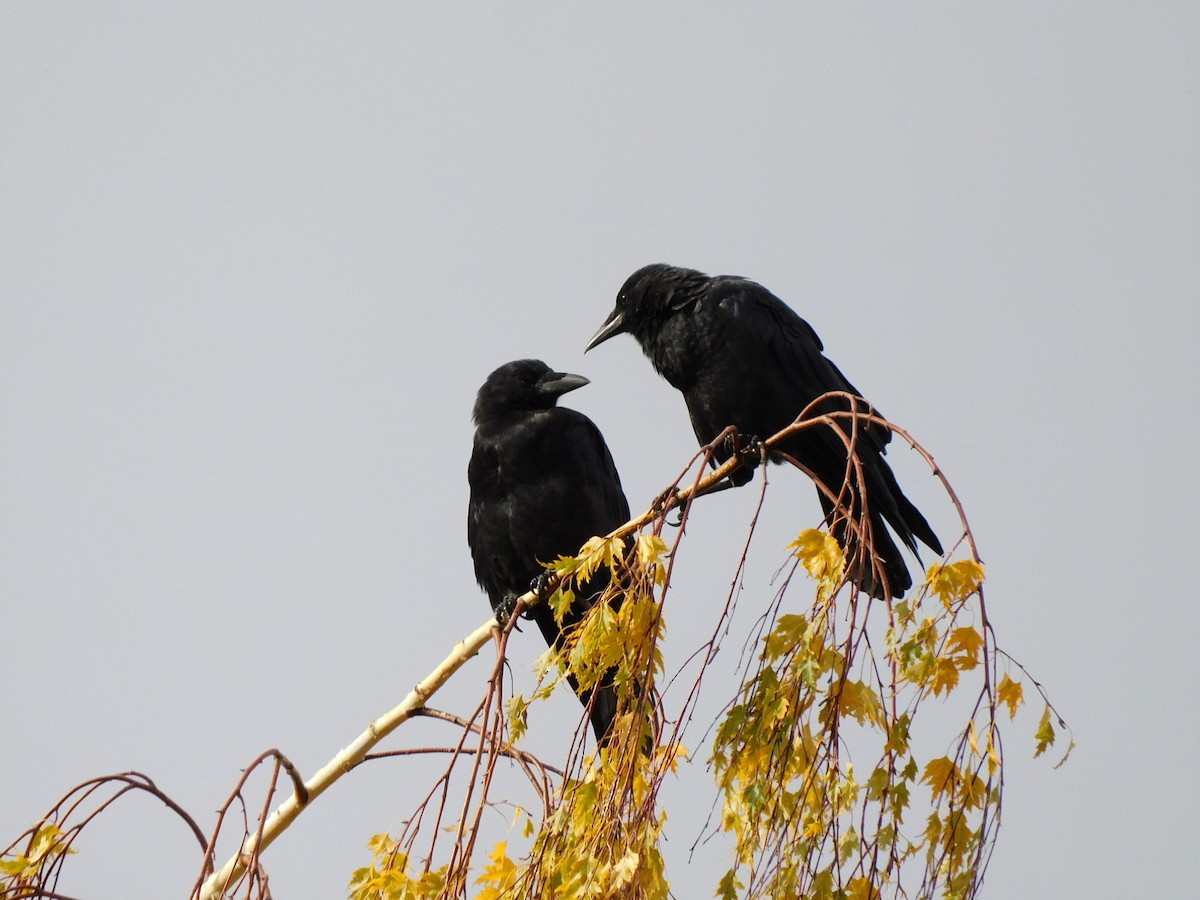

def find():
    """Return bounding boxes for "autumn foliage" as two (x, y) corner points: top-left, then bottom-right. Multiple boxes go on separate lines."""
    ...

(2, 407), (1067, 900)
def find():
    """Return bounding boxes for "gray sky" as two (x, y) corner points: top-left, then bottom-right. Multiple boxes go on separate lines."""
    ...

(2, 3), (1196, 897)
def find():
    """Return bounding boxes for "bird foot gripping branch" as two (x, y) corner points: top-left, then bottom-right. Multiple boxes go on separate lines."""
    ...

(725, 428), (766, 473)
(493, 593), (527, 631)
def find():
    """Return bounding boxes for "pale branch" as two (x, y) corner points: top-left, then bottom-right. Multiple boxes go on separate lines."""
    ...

(192, 399), (942, 900)
(196, 614), (494, 899)
(196, 449), (749, 898)
(2, 397), (998, 900)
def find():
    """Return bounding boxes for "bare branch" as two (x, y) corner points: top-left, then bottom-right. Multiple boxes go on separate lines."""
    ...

(7, 392), (1037, 900)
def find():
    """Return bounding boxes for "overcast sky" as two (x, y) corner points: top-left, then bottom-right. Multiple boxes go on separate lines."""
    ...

(2, 3), (1197, 898)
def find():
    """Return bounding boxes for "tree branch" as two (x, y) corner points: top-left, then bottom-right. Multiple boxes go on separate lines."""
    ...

(195, 401), (937, 899)
(197, 438), (750, 898)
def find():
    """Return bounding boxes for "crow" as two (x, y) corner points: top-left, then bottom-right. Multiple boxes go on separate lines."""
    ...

(587, 264), (942, 599)
(467, 359), (631, 744)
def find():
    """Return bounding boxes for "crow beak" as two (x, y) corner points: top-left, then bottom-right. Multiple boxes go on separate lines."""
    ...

(539, 371), (590, 398)
(585, 309), (626, 352)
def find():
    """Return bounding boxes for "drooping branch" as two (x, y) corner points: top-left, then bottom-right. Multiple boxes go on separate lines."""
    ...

(1, 771), (209, 900)
(195, 426), (760, 899)
(5, 395), (991, 900)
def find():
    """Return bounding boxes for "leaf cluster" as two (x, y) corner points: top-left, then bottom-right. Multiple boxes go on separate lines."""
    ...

(704, 534), (1053, 899)
(1, 406), (1070, 900)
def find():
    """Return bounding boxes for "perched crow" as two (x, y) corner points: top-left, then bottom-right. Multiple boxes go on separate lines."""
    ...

(467, 359), (631, 743)
(587, 264), (942, 599)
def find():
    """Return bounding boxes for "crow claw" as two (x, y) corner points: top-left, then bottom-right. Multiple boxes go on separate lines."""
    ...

(494, 593), (523, 629)
(649, 485), (690, 526)
(725, 430), (764, 469)
(530, 571), (556, 605)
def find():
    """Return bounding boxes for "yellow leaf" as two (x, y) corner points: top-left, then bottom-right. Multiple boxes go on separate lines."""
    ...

(997, 674), (1024, 719)
(0, 855), (31, 877)
(947, 627), (983, 666)
(924, 811), (942, 848)
(29, 823), (73, 863)
(1, 823), (78, 880)
(961, 769), (988, 809)
(611, 850), (640, 888)
(789, 528), (845, 586)
(930, 657), (960, 696)
(846, 875), (881, 900)
(365, 832), (397, 856)
(475, 841), (518, 893)
(839, 680), (886, 727)
(811, 870), (835, 897)
(921, 756), (957, 801)
(865, 766), (889, 802)
(838, 826), (861, 862)
(506, 694), (529, 742)
(548, 585), (576, 626)
(636, 533), (669, 585)
(764, 613), (809, 661)
(1034, 705), (1056, 757)
(718, 870), (744, 900)
(575, 535), (609, 583)
(927, 559), (986, 605)
(574, 533), (625, 586)
(986, 726), (1002, 774)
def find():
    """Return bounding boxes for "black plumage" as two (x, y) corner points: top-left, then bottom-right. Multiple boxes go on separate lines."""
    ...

(467, 359), (631, 743)
(587, 264), (942, 599)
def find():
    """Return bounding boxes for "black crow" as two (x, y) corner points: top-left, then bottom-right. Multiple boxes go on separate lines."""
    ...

(467, 359), (631, 743)
(587, 264), (942, 599)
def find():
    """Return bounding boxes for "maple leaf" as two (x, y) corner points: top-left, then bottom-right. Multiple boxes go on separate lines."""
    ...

(931, 657), (961, 697)
(946, 627), (983, 667)
(789, 528), (845, 587)
(997, 674), (1024, 719)
(922, 756), (957, 801)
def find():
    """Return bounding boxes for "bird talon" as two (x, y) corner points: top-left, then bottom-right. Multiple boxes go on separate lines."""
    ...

(652, 485), (684, 515)
(494, 593), (524, 629)
(726, 431), (764, 469)
(530, 571), (556, 605)
(650, 485), (690, 526)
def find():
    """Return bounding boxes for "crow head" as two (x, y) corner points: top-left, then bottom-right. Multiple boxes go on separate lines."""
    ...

(586, 263), (707, 351)
(473, 359), (590, 423)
